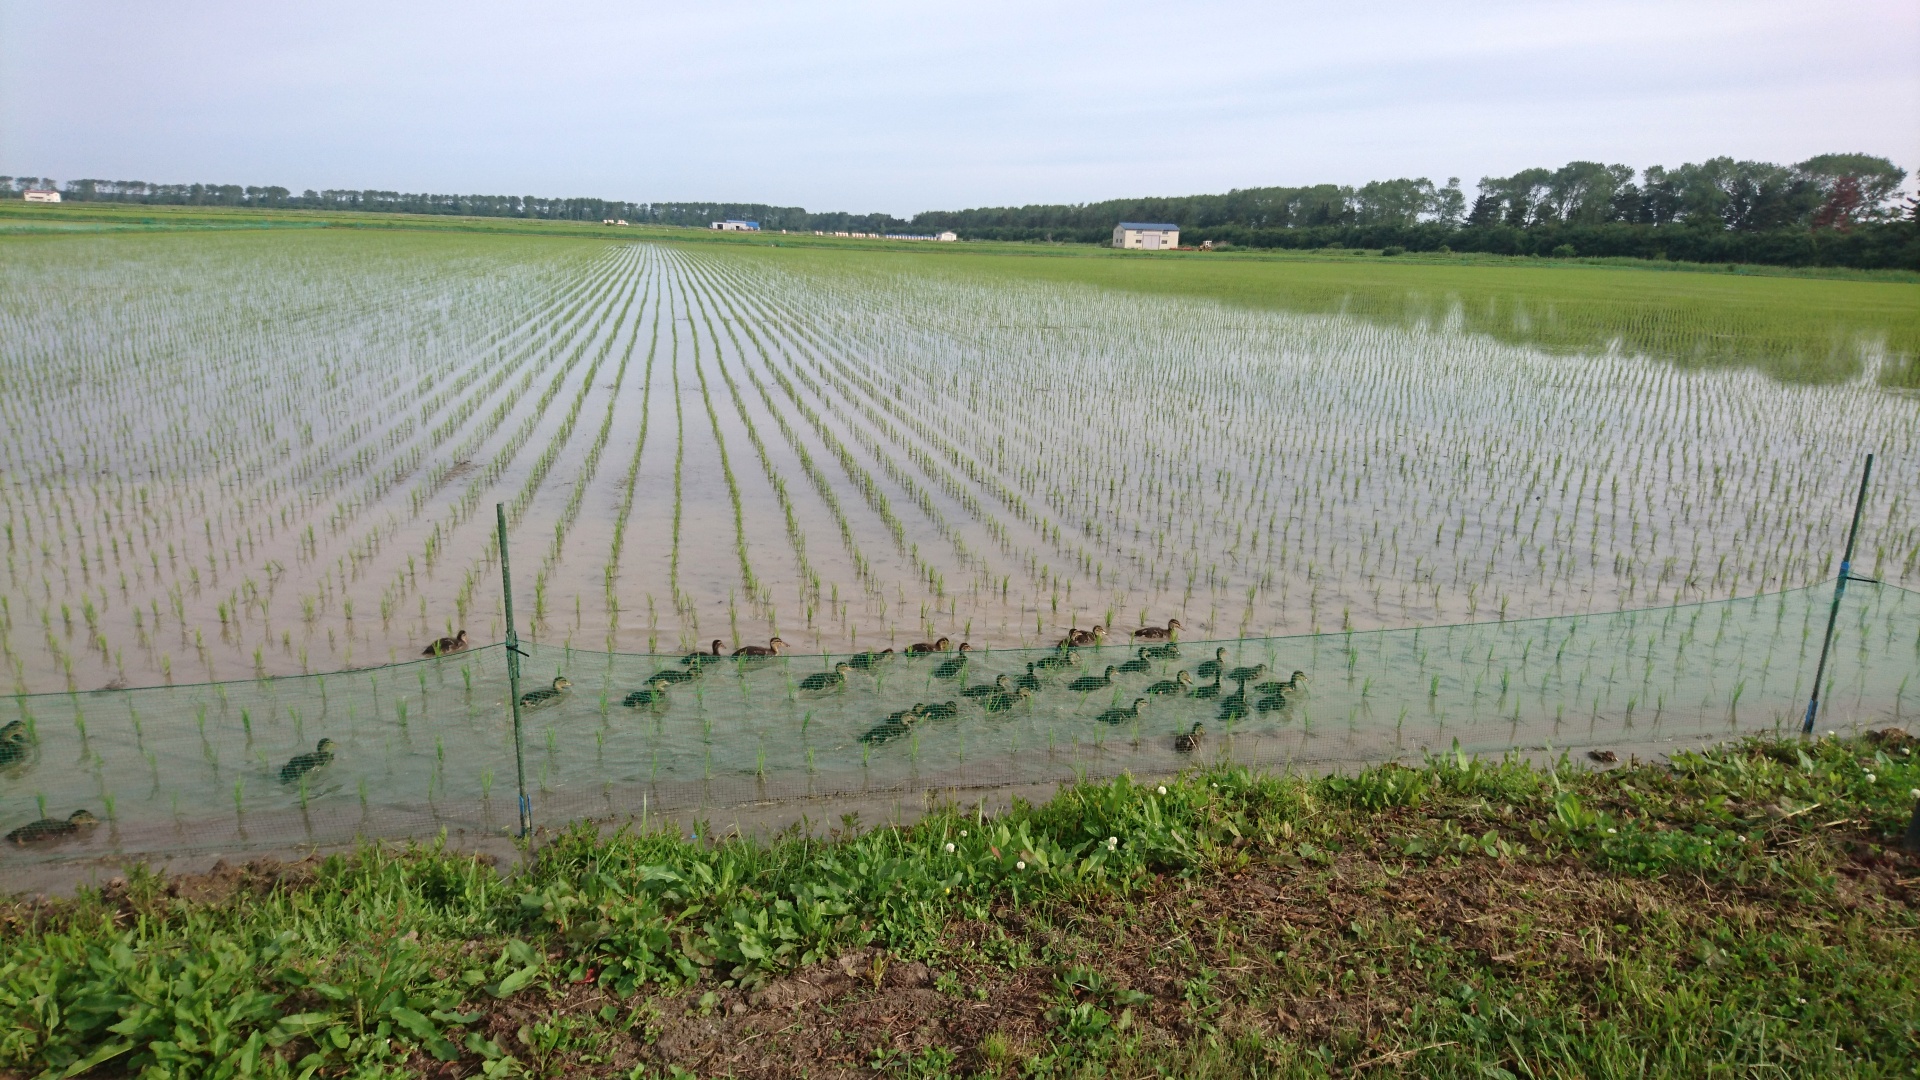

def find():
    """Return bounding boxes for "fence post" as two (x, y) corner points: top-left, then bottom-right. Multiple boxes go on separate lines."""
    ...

(498, 503), (532, 839)
(1802, 454), (1874, 735)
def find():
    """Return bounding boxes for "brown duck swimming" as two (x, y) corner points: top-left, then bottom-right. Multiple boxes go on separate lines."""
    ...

(683, 640), (728, 668)
(1174, 722), (1205, 754)
(421, 630), (469, 657)
(733, 637), (788, 657)
(519, 676), (572, 710)
(279, 738), (337, 782)
(6, 809), (98, 845)
(1133, 619), (1182, 641)
(906, 637), (952, 654)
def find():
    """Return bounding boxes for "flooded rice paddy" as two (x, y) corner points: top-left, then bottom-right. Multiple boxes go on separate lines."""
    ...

(2, 230), (1917, 857)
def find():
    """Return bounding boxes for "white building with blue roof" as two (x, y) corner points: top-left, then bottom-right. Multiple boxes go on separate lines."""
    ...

(1112, 222), (1179, 250)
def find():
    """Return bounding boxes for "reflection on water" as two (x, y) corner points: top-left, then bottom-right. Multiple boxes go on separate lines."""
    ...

(4, 584), (1915, 865)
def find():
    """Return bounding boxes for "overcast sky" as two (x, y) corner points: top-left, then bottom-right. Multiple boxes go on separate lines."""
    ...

(3, 0), (1916, 215)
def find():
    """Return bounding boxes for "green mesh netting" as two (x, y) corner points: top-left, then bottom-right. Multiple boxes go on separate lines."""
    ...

(5, 583), (1916, 865)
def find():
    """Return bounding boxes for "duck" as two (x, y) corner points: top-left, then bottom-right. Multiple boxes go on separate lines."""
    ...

(1067, 666), (1119, 693)
(1097, 698), (1148, 725)
(1256, 671), (1309, 695)
(621, 680), (671, 708)
(962, 674), (1013, 699)
(858, 718), (913, 745)
(1190, 676), (1225, 700)
(1035, 649), (1078, 672)
(0, 719), (30, 765)
(1013, 663), (1042, 692)
(921, 701), (961, 721)
(644, 667), (698, 685)
(519, 676), (572, 711)
(6, 809), (99, 846)
(906, 637), (952, 654)
(1143, 642), (1182, 661)
(733, 637), (788, 658)
(278, 738), (337, 782)
(933, 644), (973, 680)
(421, 630), (469, 657)
(1133, 619), (1183, 641)
(1216, 692), (1250, 722)
(847, 648), (895, 671)
(1070, 625), (1109, 647)
(798, 663), (853, 691)
(1117, 647), (1153, 674)
(1255, 688), (1290, 714)
(0, 720), (26, 742)
(984, 687), (1033, 712)
(1145, 671), (1194, 696)
(1225, 662), (1268, 685)
(1194, 648), (1229, 680)
(1174, 722), (1205, 754)
(683, 640), (728, 668)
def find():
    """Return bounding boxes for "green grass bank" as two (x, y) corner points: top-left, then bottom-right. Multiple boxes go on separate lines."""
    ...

(3, 731), (1917, 1078)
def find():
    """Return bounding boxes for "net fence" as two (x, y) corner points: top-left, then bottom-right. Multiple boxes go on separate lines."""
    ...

(4, 582), (1916, 866)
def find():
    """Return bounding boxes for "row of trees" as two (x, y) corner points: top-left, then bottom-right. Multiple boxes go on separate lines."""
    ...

(0, 177), (913, 233)
(5, 153), (1913, 268)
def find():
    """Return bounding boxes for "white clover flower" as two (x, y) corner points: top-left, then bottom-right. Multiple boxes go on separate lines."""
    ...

(1737, 836), (1747, 843)
(1106, 836), (1119, 849)
(1910, 788), (1920, 800)
(1606, 828), (1617, 834)
(1016, 860), (1026, 870)
(1865, 773), (1877, 784)
(944, 842), (956, 854)
(959, 830), (968, 838)
(1157, 785), (1168, 796)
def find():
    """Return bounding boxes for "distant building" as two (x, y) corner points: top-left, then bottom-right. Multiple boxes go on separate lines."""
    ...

(937, 231), (957, 242)
(1113, 222), (1178, 250)
(23, 189), (60, 203)
(710, 220), (760, 231)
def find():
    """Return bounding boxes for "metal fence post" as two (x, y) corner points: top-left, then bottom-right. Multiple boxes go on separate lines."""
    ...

(498, 503), (532, 839)
(1803, 454), (1874, 735)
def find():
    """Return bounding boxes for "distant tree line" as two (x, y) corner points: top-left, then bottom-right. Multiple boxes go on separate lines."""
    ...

(5, 152), (1914, 268)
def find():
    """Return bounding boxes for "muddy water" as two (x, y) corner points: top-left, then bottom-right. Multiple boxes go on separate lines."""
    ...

(4, 235), (1917, 721)
(4, 583), (1914, 865)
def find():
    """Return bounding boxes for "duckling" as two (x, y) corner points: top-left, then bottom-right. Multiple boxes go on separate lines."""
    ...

(1097, 698), (1149, 725)
(858, 718), (913, 745)
(621, 680), (671, 708)
(1257, 671), (1309, 695)
(1587, 749), (1618, 765)
(421, 630), (469, 657)
(962, 674), (1012, 699)
(1034, 649), (1078, 672)
(847, 648), (895, 671)
(1146, 670), (1194, 696)
(644, 667), (698, 685)
(519, 676), (572, 711)
(860, 703), (929, 744)
(1078, 625), (1109, 646)
(1013, 663), (1042, 691)
(1173, 722), (1205, 754)
(682, 640), (728, 668)
(798, 663), (853, 691)
(1190, 675), (1225, 700)
(1255, 689), (1290, 714)
(984, 687), (1032, 712)
(933, 644), (973, 680)
(1055, 628), (1085, 649)
(0, 720), (26, 742)
(6, 809), (99, 846)
(1067, 666), (1119, 693)
(921, 700), (961, 721)
(1194, 648), (1229, 680)
(1143, 642), (1182, 661)
(906, 636), (951, 654)
(0, 736), (27, 767)
(1216, 692), (1250, 722)
(278, 738), (337, 782)
(1225, 662), (1267, 685)
(1117, 647), (1153, 674)
(733, 637), (788, 658)
(1133, 619), (1183, 641)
